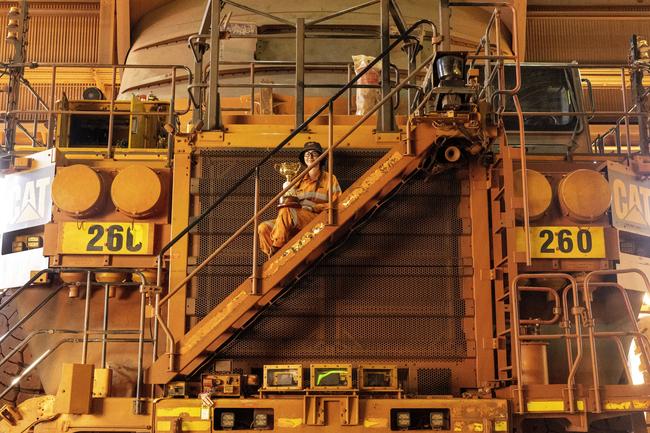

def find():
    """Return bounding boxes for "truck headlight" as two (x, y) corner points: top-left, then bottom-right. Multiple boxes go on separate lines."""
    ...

(397, 411), (411, 429)
(430, 412), (445, 429)
(221, 412), (235, 429)
(254, 413), (268, 429)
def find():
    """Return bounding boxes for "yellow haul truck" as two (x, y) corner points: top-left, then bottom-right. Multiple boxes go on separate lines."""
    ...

(0, 1), (649, 433)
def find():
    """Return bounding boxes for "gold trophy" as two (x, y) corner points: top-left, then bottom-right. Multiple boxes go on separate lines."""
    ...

(274, 162), (302, 208)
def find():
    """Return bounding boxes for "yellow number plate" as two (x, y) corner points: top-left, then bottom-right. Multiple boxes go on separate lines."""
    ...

(516, 226), (606, 259)
(61, 222), (154, 255)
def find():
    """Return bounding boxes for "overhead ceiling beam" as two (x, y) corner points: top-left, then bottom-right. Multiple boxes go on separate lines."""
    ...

(98, 0), (115, 63)
(116, 0), (130, 63)
(514, 0), (527, 61)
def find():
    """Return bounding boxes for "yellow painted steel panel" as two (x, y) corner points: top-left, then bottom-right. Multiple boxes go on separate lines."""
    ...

(60, 221), (154, 255)
(276, 418), (303, 428)
(604, 400), (650, 410)
(516, 226), (606, 259)
(156, 420), (210, 432)
(156, 406), (202, 417)
(527, 400), (585, 413)
(526, 400), (565, 412)
(363, 418), (389, 428)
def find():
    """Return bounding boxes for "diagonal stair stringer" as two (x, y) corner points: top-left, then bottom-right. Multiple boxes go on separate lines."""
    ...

(147, 121), (444, 384)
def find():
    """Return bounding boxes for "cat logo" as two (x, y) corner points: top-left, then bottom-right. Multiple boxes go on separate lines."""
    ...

(608, 161), (650, 236)
(3, 165), (55, 232)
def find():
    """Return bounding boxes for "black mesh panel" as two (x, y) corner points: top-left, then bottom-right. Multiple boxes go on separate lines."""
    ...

(194, 149), (469, 366)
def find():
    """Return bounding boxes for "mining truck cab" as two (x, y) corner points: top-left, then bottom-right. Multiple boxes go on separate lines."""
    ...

(503, 63), (593, 154)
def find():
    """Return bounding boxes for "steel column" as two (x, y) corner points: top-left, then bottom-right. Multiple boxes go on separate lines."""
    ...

(207, 0), (222, 130)
(439, 0), (451, 51)
(327, 101), (336, 225)
(3, 0), (28, 157)
(378, 0), (396, 132)
(81, 271), (92, 364)
(192, 52), (204, 126)
(251, 167), (261, 295)
(134, 290), (147, 414)
(295, 18), (305, 128)
(101, 283), (110, 368)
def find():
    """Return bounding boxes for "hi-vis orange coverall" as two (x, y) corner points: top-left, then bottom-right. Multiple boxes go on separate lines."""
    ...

(258, 171), (341, 256)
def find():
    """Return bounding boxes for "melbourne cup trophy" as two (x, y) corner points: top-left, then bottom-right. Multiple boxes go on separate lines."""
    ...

(274, 162), (302, 208)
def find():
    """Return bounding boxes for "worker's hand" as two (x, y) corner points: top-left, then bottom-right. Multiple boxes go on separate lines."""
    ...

(302, 205), (315, 212)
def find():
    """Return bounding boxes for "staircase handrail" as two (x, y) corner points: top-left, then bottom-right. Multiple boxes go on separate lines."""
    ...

(153, 3), (523, 373)
(0, 267), (147, 313)
(0, 328), (141, 371)
(583, 268), (650, 413)
(0, 267), (151, 410)
(153, 21), (446, 372)
(510, 273), (581, 414)
(154, 18), (439, 288)
(0, 335), (150, 401)
(0, 268), (51, 312)
(0, 268), (148, 367)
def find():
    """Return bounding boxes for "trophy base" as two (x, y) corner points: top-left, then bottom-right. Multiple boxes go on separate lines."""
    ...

(277, 196), (301, 209)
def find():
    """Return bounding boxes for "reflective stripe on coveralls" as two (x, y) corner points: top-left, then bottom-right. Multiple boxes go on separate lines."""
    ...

(258, 171), (341, 256)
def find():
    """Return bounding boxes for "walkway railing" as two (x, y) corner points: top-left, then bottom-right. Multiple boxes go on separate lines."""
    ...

(153, 17), (441, 373)
(0, 63), (193, 164)
(152, 2), (525, 375)
(0, 267), (152, 414)
(508, 270), (650, 414)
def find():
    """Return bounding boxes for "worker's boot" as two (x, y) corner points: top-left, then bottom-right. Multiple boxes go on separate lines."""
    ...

(267, 246), (279, 258)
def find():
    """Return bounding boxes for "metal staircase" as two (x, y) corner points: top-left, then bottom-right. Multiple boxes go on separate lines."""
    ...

(145, 4), (521, 385)
(145, 17), (446, 384)
(147, 116), (467, 383)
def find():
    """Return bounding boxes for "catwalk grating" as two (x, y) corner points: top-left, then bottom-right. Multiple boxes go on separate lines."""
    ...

(194, 149), (471, 368)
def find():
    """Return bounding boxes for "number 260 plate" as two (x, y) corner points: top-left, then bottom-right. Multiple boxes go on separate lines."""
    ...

(516, 226), (606, 259)
(61, 222), (154, 255)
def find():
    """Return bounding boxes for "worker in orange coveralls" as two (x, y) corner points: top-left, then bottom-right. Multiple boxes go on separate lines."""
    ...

(258, 141), (342, 258)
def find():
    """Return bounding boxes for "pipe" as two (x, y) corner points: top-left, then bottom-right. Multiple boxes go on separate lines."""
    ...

(135, 290), (147, 409)
(0, 336), (148, 401)
(106, 66), (116, 158)
(513, 95), (531, 266)
(306, 0), (380, 27)
(249, 63), (255, 114)
(46, 66), (56, 148)
(511, 274), (578, 413)
(167, 67), (177, 166)
(101, 283), (110, 368)
(81, 271), (92, 364)
(150, 291), (160, 398)
(0, 284), (65, 346)
(621, 68), (633, 155)
(328, 101), (335, 226)
(518, 286), (562, 326)
(251, 167), (261, 295)
(0, 329), (139, 371)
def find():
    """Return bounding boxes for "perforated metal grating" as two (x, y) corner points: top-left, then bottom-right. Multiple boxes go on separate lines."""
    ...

(417, 368), (453, 395)
(194, 149), (470, 366)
